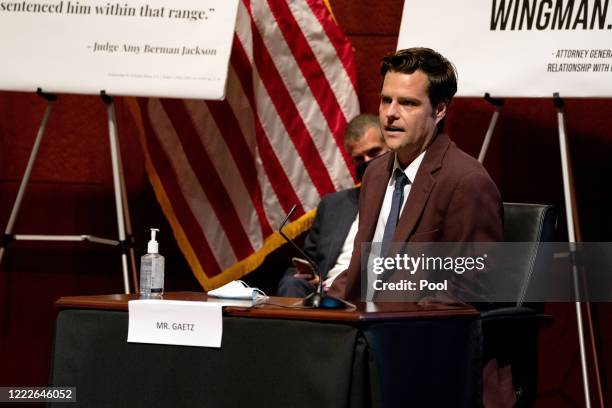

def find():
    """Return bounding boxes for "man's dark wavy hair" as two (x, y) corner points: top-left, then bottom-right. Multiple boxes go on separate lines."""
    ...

(380, 47), (458, 110)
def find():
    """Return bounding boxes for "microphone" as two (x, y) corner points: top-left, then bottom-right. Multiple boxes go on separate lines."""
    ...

(278, 205), (345, 309)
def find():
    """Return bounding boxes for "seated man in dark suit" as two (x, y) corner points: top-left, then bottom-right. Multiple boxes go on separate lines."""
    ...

(277, 114), (389, 297)
(327, 49), (506, 405)
(328, 47), (503, 301)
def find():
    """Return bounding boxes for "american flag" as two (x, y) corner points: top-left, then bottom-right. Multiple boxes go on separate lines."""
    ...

(128, 0), (359, 290)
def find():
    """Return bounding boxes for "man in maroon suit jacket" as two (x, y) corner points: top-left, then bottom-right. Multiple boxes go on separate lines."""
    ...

(329, 48), (503, 301)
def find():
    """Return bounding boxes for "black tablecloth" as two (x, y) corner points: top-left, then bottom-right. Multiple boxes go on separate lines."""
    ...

(49, 309), (480, 407)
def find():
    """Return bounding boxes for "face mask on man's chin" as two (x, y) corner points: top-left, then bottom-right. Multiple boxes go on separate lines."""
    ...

(355, 160), (370, 182)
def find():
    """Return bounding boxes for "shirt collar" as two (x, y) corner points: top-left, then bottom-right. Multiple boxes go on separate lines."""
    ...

(389, 150), (426, 186)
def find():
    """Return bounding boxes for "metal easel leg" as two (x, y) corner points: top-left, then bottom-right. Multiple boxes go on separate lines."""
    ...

(554, 93), (604, 408)
(117, 135), (139, 292)
(101, 91), (131, 294)
(478, 93), (504, 164)
(0, 89), (57, 266)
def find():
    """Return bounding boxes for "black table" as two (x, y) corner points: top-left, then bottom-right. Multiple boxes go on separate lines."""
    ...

(50, 292), (481, 407)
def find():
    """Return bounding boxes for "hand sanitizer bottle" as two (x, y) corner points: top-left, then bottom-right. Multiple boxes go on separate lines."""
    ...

(139, 228), (165, 298)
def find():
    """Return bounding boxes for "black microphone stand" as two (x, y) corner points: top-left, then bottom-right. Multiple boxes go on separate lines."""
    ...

(278, 205), (346, 309)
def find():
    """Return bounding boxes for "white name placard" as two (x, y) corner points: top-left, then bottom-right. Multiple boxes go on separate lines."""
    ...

(128, 299), (223, 348)
(398, 0), (612, 97)
(0, 0), (239, 99)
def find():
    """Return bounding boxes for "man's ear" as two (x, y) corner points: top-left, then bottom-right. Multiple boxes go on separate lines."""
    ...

(434, 101), (448, 125)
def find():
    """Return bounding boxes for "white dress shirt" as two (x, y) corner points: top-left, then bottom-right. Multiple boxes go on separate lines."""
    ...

(366, 151), (426, 300)
(372, 151), (426, 244)
(323, 214), (359, 290)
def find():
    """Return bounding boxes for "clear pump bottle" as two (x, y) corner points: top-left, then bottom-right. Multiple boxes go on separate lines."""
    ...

(139, 228), (165, 298)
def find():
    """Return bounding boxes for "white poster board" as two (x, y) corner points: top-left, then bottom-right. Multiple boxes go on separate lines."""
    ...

(0, 0), (239, 99)
(398, 0), (612, 97)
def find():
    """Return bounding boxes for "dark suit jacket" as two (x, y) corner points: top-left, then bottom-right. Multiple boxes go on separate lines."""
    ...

(329, 133), (503, 301)
(302, 187), (360, 279)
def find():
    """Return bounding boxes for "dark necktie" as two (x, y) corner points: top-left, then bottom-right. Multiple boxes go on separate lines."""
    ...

(381, 169), (410, 256)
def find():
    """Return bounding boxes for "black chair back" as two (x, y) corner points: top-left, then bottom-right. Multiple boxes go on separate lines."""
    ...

(503, 203), (557, 306)
(481, 203), (557, 406)
(503, 202), (557, 243)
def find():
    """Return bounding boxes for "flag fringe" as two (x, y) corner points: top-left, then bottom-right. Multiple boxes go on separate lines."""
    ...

(323, 0), (337, 22)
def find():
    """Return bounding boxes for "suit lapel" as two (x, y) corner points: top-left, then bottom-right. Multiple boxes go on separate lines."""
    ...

(393, 134), (450, 241)
(360, 153), (394, 241)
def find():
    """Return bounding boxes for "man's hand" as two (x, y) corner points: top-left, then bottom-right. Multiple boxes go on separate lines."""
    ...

(292, 257), (320, 285)
(293, 271), (321, 286)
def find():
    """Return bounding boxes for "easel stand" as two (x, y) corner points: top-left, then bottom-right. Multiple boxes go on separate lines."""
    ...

(478, 92), (605, 408)
(554, 93), (606, 408)
(0, 89), (138, 294)
(478, 93), (505, 164)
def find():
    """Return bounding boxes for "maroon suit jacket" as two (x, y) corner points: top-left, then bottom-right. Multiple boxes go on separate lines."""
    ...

(329, 133), (503, 301)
